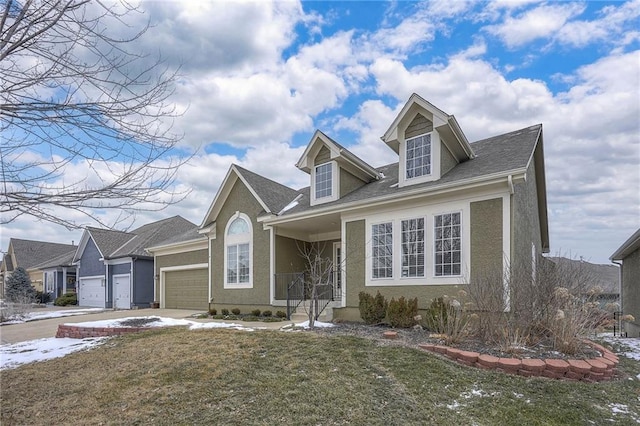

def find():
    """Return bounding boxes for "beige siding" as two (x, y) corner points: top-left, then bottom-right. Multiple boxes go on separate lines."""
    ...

(405, 114), (433, 139)
(211, 179), (270, 307)
(622, 248), (640, 337)
(470, 198), (503, 282)
(154, 249), (208, 299)
(340, 168), (366, 198)
(314, 146), (331, 165)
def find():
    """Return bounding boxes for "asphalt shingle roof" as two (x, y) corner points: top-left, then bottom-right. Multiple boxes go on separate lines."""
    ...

(111, 216), (198, 258)
(87, 227), (136, 258)
(8, 239), (77, 271)
(234, 165), (301, 214)
(150, 226), (206, 248)
(32, 248), (77, 269)
(280, 124), (541, 216)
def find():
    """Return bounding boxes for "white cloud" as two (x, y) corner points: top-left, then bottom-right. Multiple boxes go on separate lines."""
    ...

(486, 3), (586, 48)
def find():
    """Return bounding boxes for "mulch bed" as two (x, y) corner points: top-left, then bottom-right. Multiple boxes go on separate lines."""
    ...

(311, 322), (603, 360)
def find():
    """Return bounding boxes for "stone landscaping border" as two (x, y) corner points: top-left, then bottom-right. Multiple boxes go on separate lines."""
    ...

(56, 324), (152, 339)
(417, 340), (619, 382)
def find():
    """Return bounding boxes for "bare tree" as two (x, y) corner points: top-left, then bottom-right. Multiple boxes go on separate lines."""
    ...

(1, 0), (189, 228)
(296, 241), (336, 329)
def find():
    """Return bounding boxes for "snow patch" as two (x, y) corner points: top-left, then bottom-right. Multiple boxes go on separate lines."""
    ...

(1, 308), (106, 325)
(0, 337), (108, 370)
(601, 335), (640, 361)
(294, 320), (335, 329)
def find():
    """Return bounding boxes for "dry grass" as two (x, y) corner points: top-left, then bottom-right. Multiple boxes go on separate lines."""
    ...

(1, 328), (639, 425)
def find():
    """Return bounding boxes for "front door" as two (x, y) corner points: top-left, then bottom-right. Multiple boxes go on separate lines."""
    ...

(114, 274), (131, 309)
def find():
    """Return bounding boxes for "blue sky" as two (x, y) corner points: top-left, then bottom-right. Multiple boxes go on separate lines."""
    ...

(2, 0), (639, 264)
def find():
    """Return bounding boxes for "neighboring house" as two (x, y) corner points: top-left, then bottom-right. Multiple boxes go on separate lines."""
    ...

(33, 249), (78, 300)
(149, 93), (550, 320)
(0, 238), (77, 297)
(610, 228), (640, 337)
(72, 216), (198, 309)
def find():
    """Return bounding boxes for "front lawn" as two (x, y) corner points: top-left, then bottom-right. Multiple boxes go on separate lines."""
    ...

(1, 328), (638, 425)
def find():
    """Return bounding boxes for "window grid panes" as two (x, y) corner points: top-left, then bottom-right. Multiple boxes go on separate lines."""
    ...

(406, 134), (431, 179)
(401, 218), (425, 277)
(372, 222), (393, 278)
(227, 243), (250, 284)
(434, 212), (461, 276)
(315, 163), (333, 199)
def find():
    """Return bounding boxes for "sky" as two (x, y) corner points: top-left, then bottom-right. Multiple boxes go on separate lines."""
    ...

(1, 0), (639, 264)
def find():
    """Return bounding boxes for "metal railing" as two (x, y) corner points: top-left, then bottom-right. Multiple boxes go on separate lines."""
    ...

(275, 272), (339, 320)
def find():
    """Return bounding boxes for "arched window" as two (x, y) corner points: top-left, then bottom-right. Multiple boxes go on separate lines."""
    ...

(224, 213), (252, 288)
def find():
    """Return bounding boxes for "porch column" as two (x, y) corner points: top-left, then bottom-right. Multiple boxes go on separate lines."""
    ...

(62, 267), (67, 294)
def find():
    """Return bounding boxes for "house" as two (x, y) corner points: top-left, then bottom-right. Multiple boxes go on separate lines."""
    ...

(33, 250), (78, 300)
(1, 239), (77, 297)
(73, 216), (198, 309)
(149, 93), (549, 320)
(610, 228), (640, 337)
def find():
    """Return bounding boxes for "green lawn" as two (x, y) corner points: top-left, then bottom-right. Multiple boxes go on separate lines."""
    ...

(1, 328), (639, 425)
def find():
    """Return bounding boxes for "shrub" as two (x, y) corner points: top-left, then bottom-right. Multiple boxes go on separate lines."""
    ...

(221, 308), (230, 316)
(358, 291), (387, 324)
(262, 310), (272, 317)
(231, 308), (241, 315)
(251, 309), (261, 316)
(276, 310), (287, 318)
(386, 296), (418, 328)
(243, 315), (260, 321)
(54, 292), (78, 306)
(208, 308), (217, 316)
(423, 293), (470, 345)
(34, 291), (51, 304)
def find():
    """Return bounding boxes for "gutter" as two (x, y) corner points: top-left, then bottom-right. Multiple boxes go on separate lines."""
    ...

(261, 169), (526, 225)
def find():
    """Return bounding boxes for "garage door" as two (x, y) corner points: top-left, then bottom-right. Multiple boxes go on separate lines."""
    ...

(79, 277), (105, 308)
(164, 268), (208, 310)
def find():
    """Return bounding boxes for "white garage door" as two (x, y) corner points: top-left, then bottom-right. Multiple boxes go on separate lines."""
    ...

(114, 274), (131, 309)
(79, 277), (105, 308)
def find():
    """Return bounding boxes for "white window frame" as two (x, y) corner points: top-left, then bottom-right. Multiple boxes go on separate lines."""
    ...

(398, 131), (441, 187)
(371, 221), (394, 280)
(433, 211), (463, 278)
(401, 217), (426, 278)
(224, 212), (253, 289)
(364, 201), (470, 286)
(310, 161), (339, 206)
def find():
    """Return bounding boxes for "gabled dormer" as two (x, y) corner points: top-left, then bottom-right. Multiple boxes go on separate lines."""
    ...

(296, 130), (380, 206)
(381, 93), (475, 187)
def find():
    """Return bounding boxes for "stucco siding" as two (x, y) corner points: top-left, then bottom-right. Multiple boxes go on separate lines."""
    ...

(78, 238), (104, 278)
(470, 198), (503, 281)
(340, 168), (366, 198)
(622, 248), (640, 337)
(512, 157), (542, 276)
(405, 114), (433, 139)
(211, 179), (270, 306)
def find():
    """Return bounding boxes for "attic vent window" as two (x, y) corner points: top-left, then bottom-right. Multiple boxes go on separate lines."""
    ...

(406, 134), (431, 179)
(315, 162), (333, 199)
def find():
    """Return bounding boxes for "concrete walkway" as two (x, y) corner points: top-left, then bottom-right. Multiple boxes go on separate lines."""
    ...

(0, 307), (290, 344)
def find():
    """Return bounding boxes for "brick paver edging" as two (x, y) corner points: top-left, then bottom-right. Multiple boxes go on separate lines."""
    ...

(417, 341), (619, 382)
(56, 324), (154, 339)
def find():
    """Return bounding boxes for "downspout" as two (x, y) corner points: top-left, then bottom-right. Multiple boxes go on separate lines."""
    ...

(612, 259), (623, 336)
(131, 257), (135, 309)
(508, 174), (515, 195)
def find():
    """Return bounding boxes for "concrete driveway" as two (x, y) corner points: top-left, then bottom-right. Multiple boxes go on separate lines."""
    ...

(0, 307), (206, 344)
